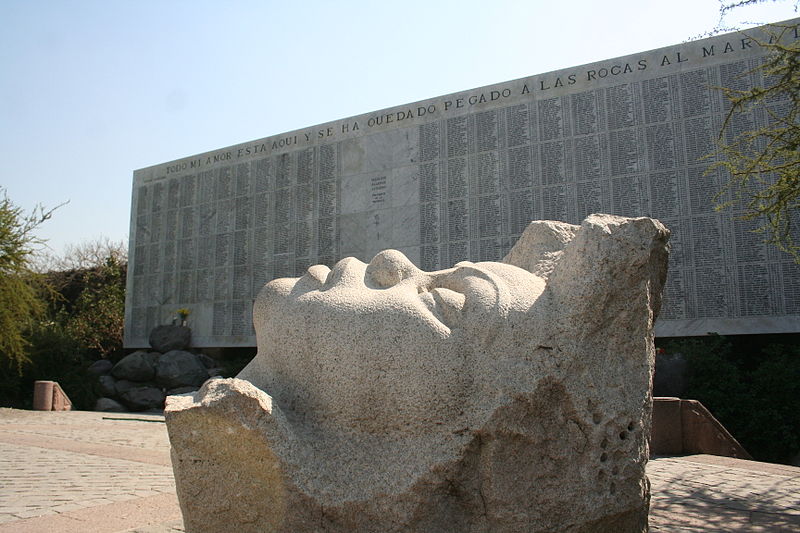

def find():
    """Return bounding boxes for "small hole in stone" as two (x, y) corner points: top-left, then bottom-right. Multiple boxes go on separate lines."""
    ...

(612, 465), (619, 475)
(598, 470), (606, 482)
(610, 482), (616, 495)
(592, 413), (602, 424)
(619, 431), (628, 440)
(627, 422), (635, 431)
(600, 453), (607, 462)
(600, 438), (608, 449)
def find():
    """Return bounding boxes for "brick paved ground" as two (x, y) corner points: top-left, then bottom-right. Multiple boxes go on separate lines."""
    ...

(1, 408), (798, 532)
(0, 409), (182, 533)
(649, 454), (800, 532)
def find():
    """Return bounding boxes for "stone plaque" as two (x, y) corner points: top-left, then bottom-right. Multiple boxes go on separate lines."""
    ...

(125, 19), (800, 347)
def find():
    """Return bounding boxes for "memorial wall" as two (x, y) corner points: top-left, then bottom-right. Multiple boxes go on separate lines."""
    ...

(125, 19), (800, 347)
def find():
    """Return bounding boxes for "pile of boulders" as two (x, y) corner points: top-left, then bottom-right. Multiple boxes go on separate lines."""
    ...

(90, 325), (221, 412)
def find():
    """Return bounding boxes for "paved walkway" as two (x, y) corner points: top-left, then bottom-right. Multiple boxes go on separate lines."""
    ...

(0, 409), (181, 533)
(649, 454), (800, 532)
(1, 408), (798, 532)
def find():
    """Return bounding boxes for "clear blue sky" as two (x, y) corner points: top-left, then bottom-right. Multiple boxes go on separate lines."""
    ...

(1, 0), (797, 258)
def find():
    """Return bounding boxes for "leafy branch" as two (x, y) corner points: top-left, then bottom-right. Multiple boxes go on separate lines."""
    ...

(712, 22), (800, 261)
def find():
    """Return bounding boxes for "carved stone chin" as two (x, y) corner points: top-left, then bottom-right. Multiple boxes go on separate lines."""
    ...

(166, 213), (669, 533)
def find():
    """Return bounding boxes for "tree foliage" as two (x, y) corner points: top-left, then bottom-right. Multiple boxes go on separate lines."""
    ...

(36, 236), (127, 273)
(658, 334), (800, 464)
(0, 234), (127, 409)
(0, 186), (126, 407)
(38, 238), (128, 359)
(61, 255), (126, 358)
(713, 2), (800, 260)
(0, 189), (58, 369)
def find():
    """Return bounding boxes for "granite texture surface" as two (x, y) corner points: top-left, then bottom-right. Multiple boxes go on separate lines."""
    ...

(166, 214), (669, 532)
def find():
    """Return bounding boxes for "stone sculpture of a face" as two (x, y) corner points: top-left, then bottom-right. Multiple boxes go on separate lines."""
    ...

(166, 214), (670, 533)
(237, 250), (546, 435)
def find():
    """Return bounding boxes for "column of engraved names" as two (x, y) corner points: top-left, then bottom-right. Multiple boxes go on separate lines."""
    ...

(295, 147), (315, 277)
(418, 121), (442, 270)
(570, 89), (609, 221)
(177, 172), (198, 316)
(733, 217), (773, 316)
(765, 51), (800, 318)
(641, 74), (687, 320)
(231, 162), (254, 337)
(196, 169), (216, 331)
(145, 180), (167, 333)
(606, 83), (645, 221)
(252, 156), (274, 301)
(161, 178), (180, 329)
(681, 66), (731, 319)
(130, 182), (151, 341)
(212, 165), (234, 337)
(317, 143), (339, 268)
(720, 59), (774, 318)
(445, 115), (471, 265)
(505, 103), (536, 239)
(273, 153), (295, 280)
(471, 108), (507, 261)
(538, 95), (575, 224)
(764, 62), (800, 317)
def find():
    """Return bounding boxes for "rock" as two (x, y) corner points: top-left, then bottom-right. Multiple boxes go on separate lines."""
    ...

(143, 351), (161, 367)
(206, 367), (224, 378)
(196, 353), (217, 369)
(120, 386), (166, 411)
(98, 375), (117, 397)
(114, 379), (139, 395)
(156, 350), (209, 389)
(149, 325), (191, 353)
(94, 397), (127, 412)
(111, 351), (156, 382)
(87, 359), (113, 376)
(502, 219), (578, 278)
(166, 214), (669, 533)
(166, 386), (199, 396)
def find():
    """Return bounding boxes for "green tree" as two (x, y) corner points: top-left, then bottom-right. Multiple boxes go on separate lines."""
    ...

(0, 188), (58, 369)
(713, 2), (800, 260)
(0, 236), (127, 409)
(40, 238), (127, 359)
(63, 254), (126, 358)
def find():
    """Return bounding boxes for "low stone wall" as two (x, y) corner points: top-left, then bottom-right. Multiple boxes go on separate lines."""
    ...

(650, 397), (751, 459)
(32, 381), (72, 411)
